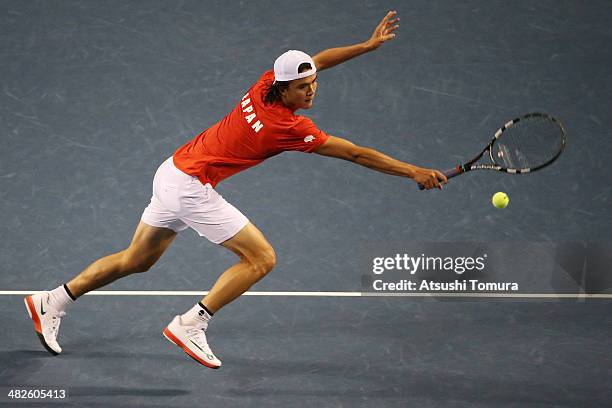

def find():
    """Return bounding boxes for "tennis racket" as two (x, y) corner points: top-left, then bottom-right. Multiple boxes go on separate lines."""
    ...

(419, 112), (566, 189)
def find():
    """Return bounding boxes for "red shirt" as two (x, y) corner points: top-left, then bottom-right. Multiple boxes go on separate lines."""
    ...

(173, 70), (329, 187)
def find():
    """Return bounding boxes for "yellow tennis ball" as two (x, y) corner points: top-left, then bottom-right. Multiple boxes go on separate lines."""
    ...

(492, 192), (509, 209)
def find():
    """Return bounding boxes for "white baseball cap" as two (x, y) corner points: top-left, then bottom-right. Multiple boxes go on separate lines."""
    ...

(273, 50), (317, 82)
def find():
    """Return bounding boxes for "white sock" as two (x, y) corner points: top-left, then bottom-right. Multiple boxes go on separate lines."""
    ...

(47, 285), (75, 312)
(180, 302), (212, 330)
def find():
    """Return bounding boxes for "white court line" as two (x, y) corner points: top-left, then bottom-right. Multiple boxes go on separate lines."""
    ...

(1, 290), (611, 298)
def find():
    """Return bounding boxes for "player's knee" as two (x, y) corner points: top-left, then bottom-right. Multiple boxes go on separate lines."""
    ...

(120, 251), (156, 275)
(261, 248), (277, 273)
(250, 247), (276, 279)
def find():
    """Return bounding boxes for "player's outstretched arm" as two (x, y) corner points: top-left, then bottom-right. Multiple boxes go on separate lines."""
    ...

(315, 136), (447, 190)
(312, 10), (400, 71)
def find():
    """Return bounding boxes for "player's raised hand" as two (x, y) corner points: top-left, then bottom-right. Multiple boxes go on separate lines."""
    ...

(366, 10), (400, 49)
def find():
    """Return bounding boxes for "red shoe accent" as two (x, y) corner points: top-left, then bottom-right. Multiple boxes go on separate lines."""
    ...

(25, 296), (42, 333)
(163, 327), (220, 369)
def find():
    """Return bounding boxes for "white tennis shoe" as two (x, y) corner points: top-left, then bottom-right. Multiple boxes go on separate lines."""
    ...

(24, 292), (66, 355)
(163, 316), (221, 369)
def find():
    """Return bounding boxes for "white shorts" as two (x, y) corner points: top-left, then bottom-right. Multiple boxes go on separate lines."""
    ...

(141, 157), (249, 244)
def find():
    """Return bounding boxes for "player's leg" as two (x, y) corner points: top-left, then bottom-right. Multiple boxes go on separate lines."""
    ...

(25, 220), (177, 355)
(202, 222), (276, 312)
(162, 221), (275, 369)
(25, 156), (185, 355)
(66, 221), (177, 297)
(161, 176), (276, 368)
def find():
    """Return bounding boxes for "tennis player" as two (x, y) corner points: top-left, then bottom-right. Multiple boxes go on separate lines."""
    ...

(25, 11), (446, 368)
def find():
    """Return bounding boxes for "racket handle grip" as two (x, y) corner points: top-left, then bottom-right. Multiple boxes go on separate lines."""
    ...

(418, 166), (462, 190)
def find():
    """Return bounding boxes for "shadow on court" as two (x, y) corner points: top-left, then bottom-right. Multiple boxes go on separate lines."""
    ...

(226, 358), (604, 406)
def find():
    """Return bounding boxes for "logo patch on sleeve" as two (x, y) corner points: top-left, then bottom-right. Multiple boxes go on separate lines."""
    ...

(304, 135), (315, 143)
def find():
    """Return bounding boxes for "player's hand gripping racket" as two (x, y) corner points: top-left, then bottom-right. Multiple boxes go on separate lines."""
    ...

(419, 112), (566, 190)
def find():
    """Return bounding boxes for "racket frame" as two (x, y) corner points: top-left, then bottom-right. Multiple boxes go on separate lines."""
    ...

(444, 112), (566, 179)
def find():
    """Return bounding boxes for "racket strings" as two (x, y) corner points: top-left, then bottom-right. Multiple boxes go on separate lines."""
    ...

(492, 115), (565, 170)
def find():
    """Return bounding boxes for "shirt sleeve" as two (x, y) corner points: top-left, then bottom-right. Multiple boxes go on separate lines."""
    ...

(278, 117), (330, 153)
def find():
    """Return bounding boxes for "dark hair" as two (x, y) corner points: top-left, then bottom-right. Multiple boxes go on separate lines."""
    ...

(264, 62), (313, 105)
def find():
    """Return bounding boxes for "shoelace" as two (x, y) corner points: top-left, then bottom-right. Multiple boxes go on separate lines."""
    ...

(46, 311), (66, 338)
(186, 327), (214, 355)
